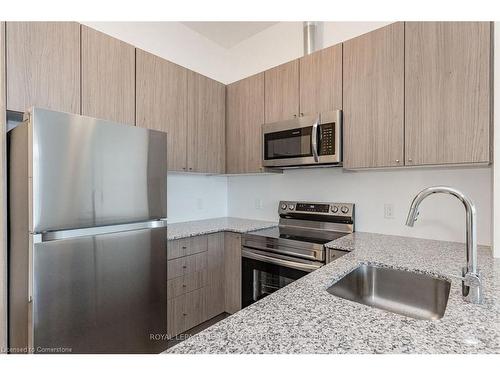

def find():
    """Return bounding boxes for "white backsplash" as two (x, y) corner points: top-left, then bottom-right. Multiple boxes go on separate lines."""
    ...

(167, 173), (227, 223)
(227, 167), (493, 246)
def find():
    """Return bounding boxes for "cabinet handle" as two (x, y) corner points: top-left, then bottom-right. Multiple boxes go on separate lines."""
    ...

(293, 114), (297, 118)
(182, 265), (187, 269)
(395, 159), (400, 163)
(182, 284), (187, 288)
(182, 313), (187, 316)
(182, 246), (187, 250)
(189, 167), (193, 171)
(300, 113), (304, 117)
(407, 158), (413, 163)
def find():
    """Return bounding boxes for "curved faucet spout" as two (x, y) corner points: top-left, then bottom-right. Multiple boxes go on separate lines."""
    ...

(405, 186), (482, 304)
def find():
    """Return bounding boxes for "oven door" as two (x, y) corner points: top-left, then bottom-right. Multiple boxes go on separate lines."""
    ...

(241, 247), (322, 308)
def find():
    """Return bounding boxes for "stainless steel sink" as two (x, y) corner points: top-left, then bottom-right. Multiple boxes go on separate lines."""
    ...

(327, 264), (451, 320)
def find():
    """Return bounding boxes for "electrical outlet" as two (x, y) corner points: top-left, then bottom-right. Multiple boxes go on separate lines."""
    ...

(384, 203), (394, 219)
(196, 198), (204, 210)
(255, 198), (263, 210)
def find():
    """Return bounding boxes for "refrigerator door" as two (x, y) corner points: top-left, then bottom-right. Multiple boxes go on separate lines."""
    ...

(31, 227), (167, 354)
(29, 108), (167, 232)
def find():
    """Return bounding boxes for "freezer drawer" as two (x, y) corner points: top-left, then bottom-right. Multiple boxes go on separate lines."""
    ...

(15, 227), (167, 354)
(9, 108), (168, 232)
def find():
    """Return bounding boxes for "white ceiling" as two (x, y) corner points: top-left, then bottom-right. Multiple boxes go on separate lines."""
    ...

(182, 22), (278, 49)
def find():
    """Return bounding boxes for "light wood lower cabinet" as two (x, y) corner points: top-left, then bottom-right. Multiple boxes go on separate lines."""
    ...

(166, 232), (230, 337)
(224, 232), (242, 314)
(167, 270), (208, 300)
(167, 288), (206, 338)
(167, 251), (207, 280)
(205, 233), (225, 320)
(167, 235), (209, 260)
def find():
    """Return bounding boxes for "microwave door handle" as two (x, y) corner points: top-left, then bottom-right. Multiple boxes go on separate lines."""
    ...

(311, 116), (320, 162)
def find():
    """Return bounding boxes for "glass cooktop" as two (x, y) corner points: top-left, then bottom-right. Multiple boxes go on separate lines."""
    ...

(245, 226), (348, 245)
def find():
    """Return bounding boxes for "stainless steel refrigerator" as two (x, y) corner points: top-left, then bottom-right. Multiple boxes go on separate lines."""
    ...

(8, 108), (168, 353)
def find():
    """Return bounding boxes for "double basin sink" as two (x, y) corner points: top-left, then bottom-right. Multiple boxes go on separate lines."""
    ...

(327, 264), (451, 320)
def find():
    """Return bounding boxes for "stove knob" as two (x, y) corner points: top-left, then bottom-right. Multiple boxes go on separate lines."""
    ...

(341, 206), (349, 214)
(331, 205), (339, 213)
(281, 203), (287, 210)
(288, 204), (295, 210)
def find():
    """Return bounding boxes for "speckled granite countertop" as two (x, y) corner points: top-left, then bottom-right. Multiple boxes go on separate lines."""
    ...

(167, 232), (500, 354)
(167, 217), (277, 240)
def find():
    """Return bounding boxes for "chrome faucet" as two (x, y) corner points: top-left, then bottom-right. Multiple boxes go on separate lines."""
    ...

(405, 186), (483, 304)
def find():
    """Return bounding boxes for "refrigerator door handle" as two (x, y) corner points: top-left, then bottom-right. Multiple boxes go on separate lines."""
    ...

(33, 219), (168, 243)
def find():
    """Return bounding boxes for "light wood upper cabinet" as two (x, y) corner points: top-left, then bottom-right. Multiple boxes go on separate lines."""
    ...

(343, 23), (405, 169)
(6, 22), (80, 114)
(299, 44), (342, 115)
(187, 72), (226, 173)
(264, 59), (299, 123)
(136, 49), (188, 171)
(226, 73), (265, 174)
(81, 26), (135, 125)
(405, 22), (491, 166)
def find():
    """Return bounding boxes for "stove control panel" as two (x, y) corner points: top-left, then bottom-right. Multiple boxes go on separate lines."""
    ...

(278, 200), (355, 220)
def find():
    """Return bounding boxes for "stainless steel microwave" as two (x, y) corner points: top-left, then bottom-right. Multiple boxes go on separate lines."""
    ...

(262, 110), (342, 168)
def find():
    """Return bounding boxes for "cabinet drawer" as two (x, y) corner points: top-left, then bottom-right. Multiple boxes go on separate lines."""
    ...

(167, 270), (208, 300)
(167, 251), (207, 280)
(167, 235), (208, 260)
(167, 287), (206, 337)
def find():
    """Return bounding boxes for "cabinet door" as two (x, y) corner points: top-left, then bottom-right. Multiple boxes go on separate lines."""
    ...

(226, 73), (265, 174)
(343, 23), (404, 169)
(187, 72), (225, 173)
(6, 22), (80, 113)
(299, 44), (342, 116)
(81, 26), (135, 125)
(405, 22), (491, 166)
(167, 288), (205, 338)
(205, 233), (225, 320)
(264, 60), (299, 123)
(136, 49), (188, 171)
(224, 232), (241, 314)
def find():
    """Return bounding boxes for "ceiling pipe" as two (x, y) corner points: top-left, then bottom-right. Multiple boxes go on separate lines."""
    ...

(303, 21), (317, 55)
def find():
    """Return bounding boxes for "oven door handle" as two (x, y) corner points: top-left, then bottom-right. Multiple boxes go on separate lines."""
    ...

(311, 115), (320, 162)
(242, 248), (322, 272)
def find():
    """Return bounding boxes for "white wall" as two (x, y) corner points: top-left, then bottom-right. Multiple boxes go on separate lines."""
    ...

(82, 21), (391, 84)
(167, 173), (227, 223)
(82, 22), (230, 83)
(226, 22), (391, 83)
(228, 167), (492, 246)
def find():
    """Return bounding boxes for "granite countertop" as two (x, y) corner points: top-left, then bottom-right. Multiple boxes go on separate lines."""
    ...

(167, 217), (277, 240)
(167, 232), (500, 354)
